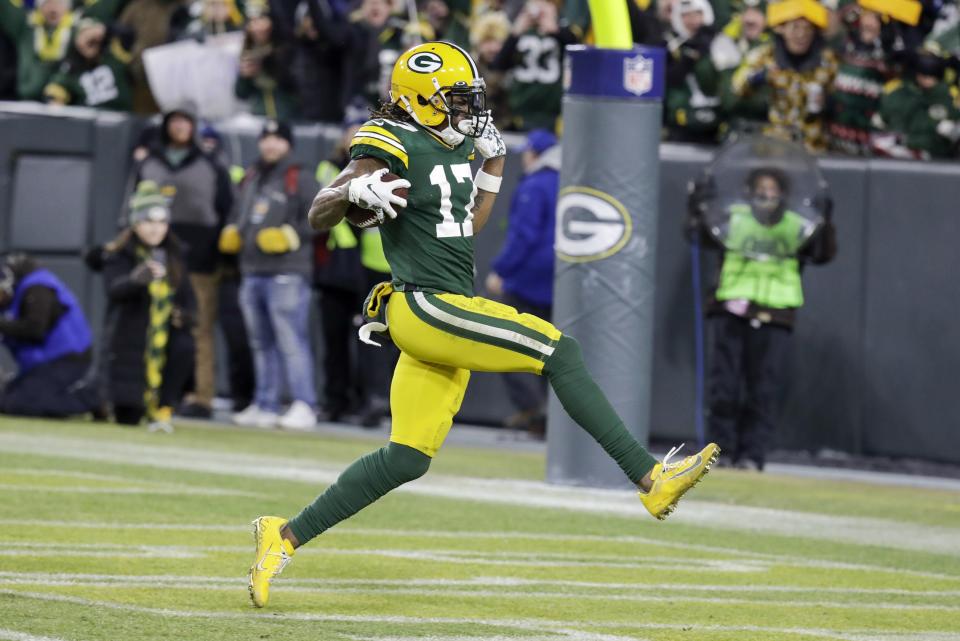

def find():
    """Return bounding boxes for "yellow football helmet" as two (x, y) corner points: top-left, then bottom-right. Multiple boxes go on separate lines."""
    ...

(390, 41), (488, 136)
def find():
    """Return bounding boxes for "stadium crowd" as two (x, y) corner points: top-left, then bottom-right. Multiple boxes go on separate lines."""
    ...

(2, 0), (960, 157)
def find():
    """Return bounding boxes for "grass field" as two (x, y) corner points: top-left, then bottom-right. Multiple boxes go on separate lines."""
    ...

(1, 416), (959, 641)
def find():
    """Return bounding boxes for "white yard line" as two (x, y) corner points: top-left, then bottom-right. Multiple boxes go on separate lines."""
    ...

(1, 518), (959, 582)
(3, 589), (959, 641)
(1, 432), (959, 557)
(0, 631), (70, 641)
(0, 483), (261, 497)
(4, 572), (956, 598)
(1, 468), (260, 497)
(0, 575), (956, 611)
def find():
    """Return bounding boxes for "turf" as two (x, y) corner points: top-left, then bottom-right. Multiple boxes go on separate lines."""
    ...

(1, 416), (959, 641)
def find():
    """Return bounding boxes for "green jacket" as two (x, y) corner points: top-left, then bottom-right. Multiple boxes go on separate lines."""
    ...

(0, 0), (124, 100)
(666, 32), (729, 143)
(44, 36), (133, 110)
(876, 78), (960, 159)
(490, 27), (579, 131)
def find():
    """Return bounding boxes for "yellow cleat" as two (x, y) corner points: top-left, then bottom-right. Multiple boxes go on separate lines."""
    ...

(248, 516), (295, 608)
(639, 443), (720, 520)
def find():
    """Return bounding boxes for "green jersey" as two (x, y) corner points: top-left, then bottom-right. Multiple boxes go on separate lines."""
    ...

(350, 118), (478, 296)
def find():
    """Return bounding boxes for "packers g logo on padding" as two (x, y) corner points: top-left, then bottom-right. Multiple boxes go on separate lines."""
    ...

(555, 187), (632, 262)
(408, 52), (444, 73)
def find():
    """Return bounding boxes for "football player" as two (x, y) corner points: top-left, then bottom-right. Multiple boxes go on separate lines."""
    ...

(248, 41), (720, 608)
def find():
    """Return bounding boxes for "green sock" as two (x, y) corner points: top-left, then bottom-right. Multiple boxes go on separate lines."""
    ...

(287, 442), (431, 545)
(543, 335), (658, 484)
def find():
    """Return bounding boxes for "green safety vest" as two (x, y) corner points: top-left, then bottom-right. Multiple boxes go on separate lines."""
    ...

(326, 221), (390, 274)
(715, 204), (806, 309)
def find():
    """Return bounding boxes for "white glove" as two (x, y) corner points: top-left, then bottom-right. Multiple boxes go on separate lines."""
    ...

(471, 112), (506, 159)
(347, 168), (410, 220)
(936, 119), (960, 142)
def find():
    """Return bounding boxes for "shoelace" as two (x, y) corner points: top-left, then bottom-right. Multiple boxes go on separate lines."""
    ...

(661, 443), (686, 469)
(263, 547), (291, 577)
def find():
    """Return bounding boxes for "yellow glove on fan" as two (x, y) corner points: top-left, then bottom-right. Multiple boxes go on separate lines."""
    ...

(256, 225), (302, 254)
(219, 225), (242, 254)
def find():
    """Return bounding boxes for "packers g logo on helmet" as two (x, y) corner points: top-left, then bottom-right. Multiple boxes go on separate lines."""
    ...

(390, 41), (488, 137)
(408, 52), (444, 73)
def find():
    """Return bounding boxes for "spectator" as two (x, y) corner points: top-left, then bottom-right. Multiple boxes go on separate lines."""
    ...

(470, 10), (512, 131)
(43, 18), (135, 111)
(347, 0), (424, 109)
(872, 46), (960, 159)
(628, 0), (667, 46)
(315, 110), (399, 428)
(0, 0), (124, 101)
(235, 0), (300, 120)
(134, 104), (234, 419)
(484, 129), (560, 438)
(198, 122), (255, 412)
(731, 0), (838, 152)
(422, 0), (471, 50)
(828, 5), (891, 155)
(0, 253), (99, 418)
(718, 0), (770, 130)
(312, 112), (367, 423)
(490, 0), (578, 131)
(723, 0), (770, 55)
(117, 0), (191, 114)
(174, 0), (244, 41)
(665, 0), (741, 144)
(101, 182), (196, 431)
(218, 121), (318, 430)
(688, 167), (836, 470)
(293, 0), (350, 123)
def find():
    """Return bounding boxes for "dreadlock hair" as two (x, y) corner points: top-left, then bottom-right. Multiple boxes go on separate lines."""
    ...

(369, 99), (413, 122)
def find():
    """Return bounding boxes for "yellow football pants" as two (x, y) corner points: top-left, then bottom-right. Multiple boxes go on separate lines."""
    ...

(385, 291), (562, 457)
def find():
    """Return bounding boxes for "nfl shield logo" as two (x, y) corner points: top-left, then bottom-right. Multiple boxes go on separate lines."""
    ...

(623, 55), (653, 96)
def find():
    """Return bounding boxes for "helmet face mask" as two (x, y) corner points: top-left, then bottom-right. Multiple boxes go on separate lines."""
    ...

(428, 78), (488, 137)
(391, 41), (488, 139)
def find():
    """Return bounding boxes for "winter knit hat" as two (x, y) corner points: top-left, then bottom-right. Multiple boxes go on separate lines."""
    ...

(129, 181), (171, 225)
(260, 119), (294, 147)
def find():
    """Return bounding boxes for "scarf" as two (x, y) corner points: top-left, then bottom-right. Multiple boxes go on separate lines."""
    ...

(137, 246), (174, 421)
(29, 10), (75, 62)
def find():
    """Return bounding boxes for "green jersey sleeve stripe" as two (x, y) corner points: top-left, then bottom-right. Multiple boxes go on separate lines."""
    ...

(349, 143), (408, 177)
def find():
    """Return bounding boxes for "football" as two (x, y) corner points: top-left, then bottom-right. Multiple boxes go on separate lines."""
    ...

(345, 172), (409, 228)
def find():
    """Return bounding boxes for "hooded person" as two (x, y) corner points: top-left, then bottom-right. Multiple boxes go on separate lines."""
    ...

(0, 253), (99, 418)
(101, 181), (197, 432)
(133, 103), (234, 419)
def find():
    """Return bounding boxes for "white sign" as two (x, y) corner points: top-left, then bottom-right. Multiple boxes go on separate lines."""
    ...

(143, 33), (245, 121)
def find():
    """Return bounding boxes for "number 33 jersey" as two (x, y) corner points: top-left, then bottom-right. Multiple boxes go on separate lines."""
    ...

(350, 118), (478, 296)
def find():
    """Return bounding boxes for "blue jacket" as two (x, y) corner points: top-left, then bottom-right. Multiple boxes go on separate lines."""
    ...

(491, 147), (561, 308)
(3, 269), (92, 372)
